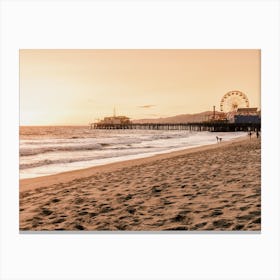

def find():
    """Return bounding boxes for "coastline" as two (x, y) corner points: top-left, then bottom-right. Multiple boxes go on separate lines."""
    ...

(20, 135), (248, 192)
(19, 135), (261, 231)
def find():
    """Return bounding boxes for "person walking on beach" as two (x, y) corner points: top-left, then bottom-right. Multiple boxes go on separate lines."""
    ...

(256, 130), (260, 138)
(248, 131), (252, 140)
(216, 136), (219, 143)
(219, 137), (222, 143)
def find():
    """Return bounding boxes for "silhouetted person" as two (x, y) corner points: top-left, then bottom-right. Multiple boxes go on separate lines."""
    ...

(216, 136), (219, 143)
(248, 131), (252, 140)
(256, 130), (260, 138)
(219, 137), (222, 143)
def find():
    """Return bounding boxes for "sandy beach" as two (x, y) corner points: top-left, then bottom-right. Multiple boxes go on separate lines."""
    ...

(19, 136), (261, 231)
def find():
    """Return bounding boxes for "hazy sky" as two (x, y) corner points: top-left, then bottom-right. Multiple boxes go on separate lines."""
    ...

(20, 49), (260, 125)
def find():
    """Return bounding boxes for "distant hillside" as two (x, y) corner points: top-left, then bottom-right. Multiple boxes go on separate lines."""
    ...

(132, 111), (224, 123)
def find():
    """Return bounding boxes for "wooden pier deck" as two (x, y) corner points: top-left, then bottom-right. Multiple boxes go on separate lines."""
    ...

(90, 122), (261, 132)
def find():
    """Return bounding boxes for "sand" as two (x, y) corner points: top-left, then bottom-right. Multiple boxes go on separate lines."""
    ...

(19, 136), (261, 231)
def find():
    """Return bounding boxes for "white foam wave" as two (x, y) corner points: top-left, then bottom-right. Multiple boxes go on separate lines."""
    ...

(20, 143), (104, 156)
(19, 129), (247, 179)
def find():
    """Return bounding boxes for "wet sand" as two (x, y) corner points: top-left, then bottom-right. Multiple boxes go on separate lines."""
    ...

(20, 136), (261, 231)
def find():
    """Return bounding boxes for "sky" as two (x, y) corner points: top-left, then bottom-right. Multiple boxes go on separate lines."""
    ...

(20, 49), (260, 125)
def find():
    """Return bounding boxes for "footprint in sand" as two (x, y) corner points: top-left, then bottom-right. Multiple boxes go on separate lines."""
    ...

(252, 217), (261, 224)
(237, 214), (256, 222)
(212, 219), (233, 229)
(170, 210), (191, 223)
(127, 206), (136, 214)
(41, 208), (53, 216)
(75, 224), (85, 230)
(232, 224), (245, 230)
(210, 209), (223, 217)
(164, 226), (189, 230)
(239, 206), (250, 211)
(53, 218), (66, 224)
(78, 211), (89, 216)
(192, 222), (208, 230)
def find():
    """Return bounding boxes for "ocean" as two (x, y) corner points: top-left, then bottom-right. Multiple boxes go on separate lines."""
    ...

(19, 126), (246, 179)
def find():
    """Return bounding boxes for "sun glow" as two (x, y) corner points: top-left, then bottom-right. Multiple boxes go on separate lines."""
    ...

(20, 49), (261, 125)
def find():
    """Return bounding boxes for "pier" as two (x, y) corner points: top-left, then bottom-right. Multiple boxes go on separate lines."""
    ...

(90, 122), (261, 132)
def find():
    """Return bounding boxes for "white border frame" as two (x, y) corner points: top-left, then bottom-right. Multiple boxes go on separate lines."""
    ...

(1, 1), (280, 279)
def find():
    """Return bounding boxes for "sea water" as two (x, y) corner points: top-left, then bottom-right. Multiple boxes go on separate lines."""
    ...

(20, 126), (246, 179)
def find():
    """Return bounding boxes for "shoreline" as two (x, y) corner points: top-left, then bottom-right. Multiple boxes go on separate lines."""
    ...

(20, 135), (261, 231)
(20, 135), (248, 192)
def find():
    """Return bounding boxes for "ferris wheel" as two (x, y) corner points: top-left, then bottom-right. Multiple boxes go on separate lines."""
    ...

(220, 90), (249, 112)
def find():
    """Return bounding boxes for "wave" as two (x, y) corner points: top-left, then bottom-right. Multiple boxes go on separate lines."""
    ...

(19, 147), (162, 170)
(20, 143), (104, 156)
(20, 157), (95, 169)
(20, 132), (189, 157)
(19, 131), (247, 178)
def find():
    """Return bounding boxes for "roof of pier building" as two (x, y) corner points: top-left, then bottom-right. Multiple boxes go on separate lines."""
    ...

(236, 108), (258, 115)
